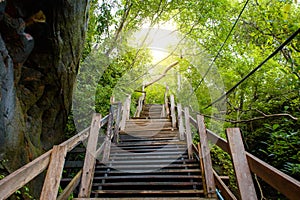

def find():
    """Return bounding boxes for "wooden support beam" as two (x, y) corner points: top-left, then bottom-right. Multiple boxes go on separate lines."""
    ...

(184, 107), (193, 159)
(170, 94), (176, 128)
(177, 104), (185, 140)
(40, 145), (68, 200)
(196, 115), (216, 198)
(226, 128), (257, 200)
(57, 170), (82, 200)
(79, 113), (102, 198)
(213, 170), (237, 200)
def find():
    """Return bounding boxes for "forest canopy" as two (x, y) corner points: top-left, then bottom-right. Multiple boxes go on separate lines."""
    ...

(69, 0), (300, 197)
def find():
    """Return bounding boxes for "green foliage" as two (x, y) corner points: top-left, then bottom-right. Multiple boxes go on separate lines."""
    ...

(74, 1), (300, 198)
(145, 83), (166, 104)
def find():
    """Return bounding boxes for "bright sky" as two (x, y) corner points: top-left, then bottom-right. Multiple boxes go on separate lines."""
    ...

(130, 20), (179, 64)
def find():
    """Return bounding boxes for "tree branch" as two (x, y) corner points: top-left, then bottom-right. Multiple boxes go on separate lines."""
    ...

(144, 61), (179, 88)
(202, 112), (298, 123)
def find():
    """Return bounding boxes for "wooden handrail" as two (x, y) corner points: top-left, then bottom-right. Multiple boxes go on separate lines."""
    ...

(187, 115), (300, 200)
(0, 113), (109, 199)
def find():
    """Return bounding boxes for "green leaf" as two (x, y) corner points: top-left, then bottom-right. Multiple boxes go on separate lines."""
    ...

(273, 124), (280, 130)
(284, 106), (289, 111)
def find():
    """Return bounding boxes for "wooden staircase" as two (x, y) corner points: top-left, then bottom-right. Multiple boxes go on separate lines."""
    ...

(89, 104), (205, 199)
(1, 92), (300, 200)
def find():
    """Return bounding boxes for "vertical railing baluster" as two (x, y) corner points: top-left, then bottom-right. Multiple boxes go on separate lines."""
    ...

(170, 94), (176, 129)
(184, 107), (193, 159)
(177, 104), (185, 140)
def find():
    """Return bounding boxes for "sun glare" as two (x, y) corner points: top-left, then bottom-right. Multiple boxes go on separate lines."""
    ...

(150, 49), (169, 64)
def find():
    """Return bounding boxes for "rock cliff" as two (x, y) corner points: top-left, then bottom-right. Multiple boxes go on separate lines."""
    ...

(0, 0), (88, 193)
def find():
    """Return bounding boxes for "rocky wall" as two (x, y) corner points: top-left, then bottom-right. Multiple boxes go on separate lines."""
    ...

(0, 0), (89, 196)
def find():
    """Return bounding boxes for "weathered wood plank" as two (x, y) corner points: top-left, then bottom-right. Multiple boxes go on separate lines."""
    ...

(246, 153), (300, 200)
(197, 143), (207, 196)
(205, 128), (300, 199)
(184, 107), (193, 159)
(170, 94), (176, 128)
(126, 95), (131, 120)
(0, 150), (51, 199)
(79, 113), (101, 198)
(57, 170), (82, 200)
(226, 128), (257, 200)
(0, 113), (110, 199)
(40, 145), (68, 200)
(113, 102), (122, 143)
(161, 104), (166, 117)
(177, 104), (185, 140)
(102, 108), (113, 162)
(197, 115), (216, 198)
(60, 127), (90, 151)
(102, 140), (111, 163)
(213, 170), (237, 200)
(120, 96), (131, 131)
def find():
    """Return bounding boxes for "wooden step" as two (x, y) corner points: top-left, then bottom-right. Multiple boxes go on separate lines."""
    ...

(96, 163), (199, 169)
(109, 151), (186, 157)
(94, 169), (202, 174)
(124, 127), (176, 132)
(93, 175), (202, 181)
(110, 143), (186, 149)
(74, 198), (211, 200)
(110, 154), (188, 160)
(127, 119), (170, 122)
(130, 117), (169, 120)
(116, 140), (185, 147)
(91, 189), (204, 195)
(103, 159), (197, 165)
(93, 181), (202, 187)
(119, 133), (178, 139)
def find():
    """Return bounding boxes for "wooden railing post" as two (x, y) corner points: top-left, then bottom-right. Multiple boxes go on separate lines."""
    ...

(164, 86), (170, 117)
(120, 95), (131, 131)
(79, 113), (101, 198)
(226, 128), (257, 200)
(113, 102), (122, 143)
(170, 94), (176, 129)
(161, 104), (166, 118)
(102, 106), (114, 162)
(126, 95), (131, 120)
(134, 90), (145, 118)
(196, 115), (216, 198)
(40, 145), (67, 200)
(184, 107), (193, 159)
(177, 104), (185, 140)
